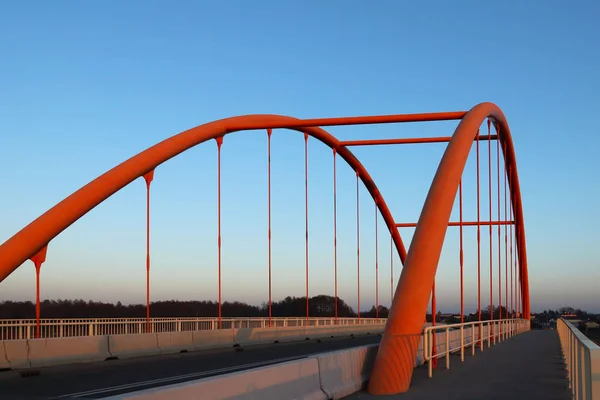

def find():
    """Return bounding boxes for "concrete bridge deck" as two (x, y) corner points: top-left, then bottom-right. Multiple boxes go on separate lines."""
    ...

(347, 330), (571, 400)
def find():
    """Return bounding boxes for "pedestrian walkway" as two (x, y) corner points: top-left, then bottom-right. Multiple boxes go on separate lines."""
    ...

(346, 330), (571, 399)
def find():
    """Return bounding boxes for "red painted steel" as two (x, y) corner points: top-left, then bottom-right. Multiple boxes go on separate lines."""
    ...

(267, 129), (273, 327)
(375, 202), (379, 321)
(0, 103), (529, 394)
(459, 180), (464, 323)
(368, 102), (529, 394)
(224, 112), (467, 131)
(497, 127), (502, 323)
(488, 119), (494, 329)
(339, 134), (497, 146)
(143, 170), (154, 332)
(510, 165), (514, 317)
(477, 130), (482, 339)
(431, 281), (437, 368)
(504, 143), (509, 321)
(333, 149), (338, 321)
(517, 246), (520, 316)
(304, 133), (309, 322)
(356, 172), (361, 322)
(215, 137), (223, 327)
(30, 246), (47, 339)
(395, 221), (513, 228)
(390, 235), (393, 306)
(0, 115), (412, 283)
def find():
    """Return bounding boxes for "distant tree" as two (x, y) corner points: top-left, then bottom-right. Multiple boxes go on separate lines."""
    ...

(0, 295), (356, 319)
(559, 306), (576, 315)
(362, 305), (389, 319)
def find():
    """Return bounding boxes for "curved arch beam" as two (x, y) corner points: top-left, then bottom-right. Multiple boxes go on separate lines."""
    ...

(0, 115), (406, 283)
(367, 102), (528, 395)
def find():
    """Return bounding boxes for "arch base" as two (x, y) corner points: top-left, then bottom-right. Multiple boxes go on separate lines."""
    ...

(367, 333), (420, 395)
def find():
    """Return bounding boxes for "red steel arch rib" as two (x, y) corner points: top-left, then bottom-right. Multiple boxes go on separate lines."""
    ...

(0, 103), (529, 395)
(0, 114), (408, 283)
(367, 102), (529, 395)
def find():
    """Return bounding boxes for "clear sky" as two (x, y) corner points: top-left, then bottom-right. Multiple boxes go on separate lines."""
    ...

(1, 1), (598, 314)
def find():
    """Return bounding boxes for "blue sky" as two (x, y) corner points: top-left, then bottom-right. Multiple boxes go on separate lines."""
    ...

(0, 1), (598, 313)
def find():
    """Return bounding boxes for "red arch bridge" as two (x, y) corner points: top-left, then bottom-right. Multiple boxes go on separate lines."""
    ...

(0, 102), (597, 399)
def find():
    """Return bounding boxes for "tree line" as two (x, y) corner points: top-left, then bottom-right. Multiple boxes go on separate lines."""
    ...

(0, 295), (390, 319)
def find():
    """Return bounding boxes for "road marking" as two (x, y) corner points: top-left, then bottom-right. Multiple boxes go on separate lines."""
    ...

(51, 353), (315, 398)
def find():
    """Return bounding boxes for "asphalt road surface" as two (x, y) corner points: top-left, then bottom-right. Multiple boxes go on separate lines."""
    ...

(0, 334), (381, 399)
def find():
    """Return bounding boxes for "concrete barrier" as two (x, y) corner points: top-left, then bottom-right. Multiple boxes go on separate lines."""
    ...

(0, 324), (386, 371)
(103, 358), (327, 400)
(95, 324), (528, 400)
(416, 335), (425, 366)
(317, 344), (378, 399)
(234, 326), (308, 346)
(28, 336), (111, 368)
(312, 324), (384, 339)
(193, 329), (235, 351)
(2, 339), (30, 369)
(233, 324), (385, 347)
(0, 342), (9, 370)
(156, 332), (195, 355)
(108, 333), (161, 359)
(94, 341), (433, 400)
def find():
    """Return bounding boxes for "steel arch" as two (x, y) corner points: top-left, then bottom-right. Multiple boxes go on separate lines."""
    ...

(0, 115), (407, 283)
(0, 103), (529, 395)
(367, 102), (529, 395)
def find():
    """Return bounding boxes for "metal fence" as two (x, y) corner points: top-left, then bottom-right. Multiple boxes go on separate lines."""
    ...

(0, 317), (386, 340)
(557, 318), (600, 400)
(423, 318), (530, 378)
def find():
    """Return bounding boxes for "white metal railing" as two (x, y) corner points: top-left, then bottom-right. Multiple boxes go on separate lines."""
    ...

(423, 318), (530, 378)
(557, 318), (600, 400)
(0, 317), (386, 340)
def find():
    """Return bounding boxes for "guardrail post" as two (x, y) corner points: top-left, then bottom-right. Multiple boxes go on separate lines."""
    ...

(495, 321), (498, 344)
(569, 324), (573, 391)
(472, 324), (476, 356)
(583, 342), (592, 399)
(574, 339), (579, 399)
(460, 325), (465, 362)
(482, 323), (486, 348)
(567, 330), (572, 389)
(578, 341), (583, 398)
(445, 326), (450, 370)
(427, 330), (433, 378)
